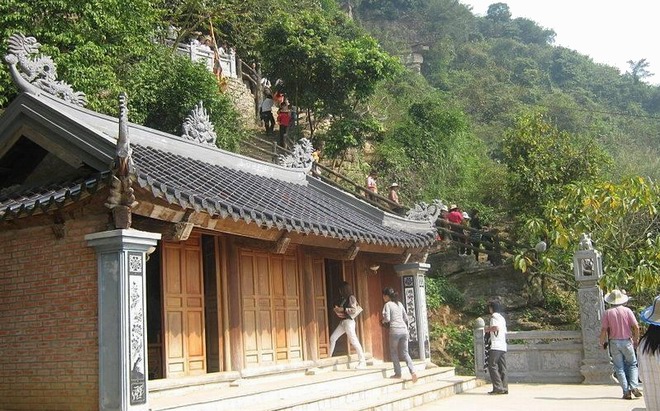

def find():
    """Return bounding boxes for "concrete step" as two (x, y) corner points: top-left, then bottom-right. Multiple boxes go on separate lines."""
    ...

(344, 375), (481, 411)
(148, 362), (451, 411)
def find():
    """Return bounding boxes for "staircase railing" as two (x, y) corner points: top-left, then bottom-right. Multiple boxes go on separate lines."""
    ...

(241, 133), (407, 215)
(435, 220), (522, 264)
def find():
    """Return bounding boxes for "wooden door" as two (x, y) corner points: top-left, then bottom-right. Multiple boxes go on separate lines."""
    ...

(312, 258), (330, 357)
(162, 234), (206, 377)
(241, 249), (303, 366)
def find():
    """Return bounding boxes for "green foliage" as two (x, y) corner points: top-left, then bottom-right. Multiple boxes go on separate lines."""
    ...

(320, 112), (383, 157)
(425, 275), (465, 310)
(524, 177), (660, 293)
(430, 323), (474, 375)
(499, 111), (611, 219)
(257, 10), (400, 117)
(0, 0), (243, 149)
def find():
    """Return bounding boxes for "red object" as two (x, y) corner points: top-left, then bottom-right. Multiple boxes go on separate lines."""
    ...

(278, 111), (291, 127)
(447, 210), (463, 224)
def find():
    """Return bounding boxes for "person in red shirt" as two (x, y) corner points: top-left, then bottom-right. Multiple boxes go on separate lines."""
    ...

(277, 103), (291, 148)
(446, 205), (464, 255)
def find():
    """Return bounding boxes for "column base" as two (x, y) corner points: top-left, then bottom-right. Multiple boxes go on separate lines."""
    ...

(580, 359), (614, 384)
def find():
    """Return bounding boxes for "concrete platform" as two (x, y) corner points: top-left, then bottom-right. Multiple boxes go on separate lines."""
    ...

(415, 383), (648, 411)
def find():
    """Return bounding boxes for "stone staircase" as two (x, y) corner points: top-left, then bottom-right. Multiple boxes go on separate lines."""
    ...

(148, 360), (481, 411)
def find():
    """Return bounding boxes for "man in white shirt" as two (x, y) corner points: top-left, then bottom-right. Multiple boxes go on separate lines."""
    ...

(259, 95), (275, 134)
(485, 299), (508, 395)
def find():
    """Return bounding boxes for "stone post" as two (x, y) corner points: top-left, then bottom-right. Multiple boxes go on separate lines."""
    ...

(473, 317), (487, 379)
(394, 262), (431, 361)
(573, 245), (611, 384)
(86, 229), (161, 411)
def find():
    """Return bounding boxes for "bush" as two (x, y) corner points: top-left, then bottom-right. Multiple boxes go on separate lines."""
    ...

(426, 275), (465, 310)
(430, 323), (475, 375)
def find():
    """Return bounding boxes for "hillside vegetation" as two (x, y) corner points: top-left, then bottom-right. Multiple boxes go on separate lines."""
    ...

(2, 0), (660, 296)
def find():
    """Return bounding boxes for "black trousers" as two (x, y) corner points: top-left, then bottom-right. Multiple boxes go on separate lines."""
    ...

(488, 349), (508, 392)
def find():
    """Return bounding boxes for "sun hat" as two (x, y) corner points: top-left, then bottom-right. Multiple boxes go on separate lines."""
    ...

(440, 204), (449, 212)
(449, 204), (458, 211)
(461, 211), (470, 219)
(390, 182), (399, 188)
(640, 295), (660, 325)
(604, 289), (629, 305)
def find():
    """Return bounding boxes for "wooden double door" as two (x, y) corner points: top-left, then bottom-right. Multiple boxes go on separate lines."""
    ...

(240, 249), (303, 366)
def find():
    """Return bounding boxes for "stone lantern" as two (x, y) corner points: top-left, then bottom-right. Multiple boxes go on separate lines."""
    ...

(573, 234), (611, 384)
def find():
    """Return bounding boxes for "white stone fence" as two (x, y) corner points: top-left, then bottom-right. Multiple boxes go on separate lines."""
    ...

(474, 321), (584, 383)
(170, 41), (238, 79)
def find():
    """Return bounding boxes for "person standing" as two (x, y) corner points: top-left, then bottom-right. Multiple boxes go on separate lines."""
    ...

(599, 289), (641, 400)
(388, 183), (400, 205)
(277, 103), (291, 148)
(484, 299), (508, 395)
(381, 287), (417, 382)
(469, 209), (483, 261)
(638, 295), (660, 410)
(329, 281), (366, 369)
(259, 94), (275, 135)
(446, 205), (464, 255)
(366, 171), (378, 194)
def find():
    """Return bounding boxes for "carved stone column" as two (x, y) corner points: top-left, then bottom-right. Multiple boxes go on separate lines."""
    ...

(394, 262), (431, 361)
(86, 229), (161, 411)
(573, 247), (612, 384)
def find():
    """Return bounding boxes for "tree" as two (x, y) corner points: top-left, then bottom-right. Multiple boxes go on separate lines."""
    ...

(257, 10), (399, 134)
(0, 0), (242, 149)
(499, 111), (610, 218)
(486, 3), (511, 22)
(627, 58), (654, 83)
(522, 178), (660, 294)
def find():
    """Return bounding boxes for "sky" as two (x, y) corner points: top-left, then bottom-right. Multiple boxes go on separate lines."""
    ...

(461, 1), (660, 83)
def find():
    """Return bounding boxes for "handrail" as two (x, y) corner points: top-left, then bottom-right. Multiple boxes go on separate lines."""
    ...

(241, 133), (407, 215)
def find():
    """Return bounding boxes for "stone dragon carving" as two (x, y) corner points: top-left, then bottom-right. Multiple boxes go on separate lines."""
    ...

(277, 138), (314, 169)
(3, 33), (87, 106)
(181, 101), (217, 145)
(406, 199), (444, 225)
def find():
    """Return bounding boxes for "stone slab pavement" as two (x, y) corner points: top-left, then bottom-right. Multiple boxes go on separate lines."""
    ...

(414, 383), (649, 411)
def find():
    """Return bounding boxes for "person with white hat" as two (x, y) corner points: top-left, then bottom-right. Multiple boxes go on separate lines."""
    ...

(638, 295), (660, 410)
(599, 289), (641, 400)
(388, 183), (400, 205)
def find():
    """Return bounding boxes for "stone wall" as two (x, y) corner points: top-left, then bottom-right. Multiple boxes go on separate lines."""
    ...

(225, 77), (257, 129)
(474, 326), (584, 383)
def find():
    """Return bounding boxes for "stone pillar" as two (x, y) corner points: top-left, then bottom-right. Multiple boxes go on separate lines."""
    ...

(573, 247), (611, 384)
(394, 262), (431, 361)
(473, 318), (487, 379)
(86, 229), (161, 411)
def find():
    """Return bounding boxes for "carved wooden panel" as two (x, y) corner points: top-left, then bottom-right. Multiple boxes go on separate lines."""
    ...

(162, 235), (206, 377)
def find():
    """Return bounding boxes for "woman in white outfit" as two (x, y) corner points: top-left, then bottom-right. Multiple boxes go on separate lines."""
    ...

(381, 287), (417, 382)
(329, 281), (366, 369)
(638, 295), (660, 410)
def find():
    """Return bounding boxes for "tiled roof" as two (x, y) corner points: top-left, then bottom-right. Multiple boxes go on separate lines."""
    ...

(0, 92), (435, 248)
(132, 145), (435, 248)
(0, 173), (108, 220)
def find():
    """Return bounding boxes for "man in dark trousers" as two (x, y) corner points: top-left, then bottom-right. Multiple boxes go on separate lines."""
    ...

(485, 299), (508, 395)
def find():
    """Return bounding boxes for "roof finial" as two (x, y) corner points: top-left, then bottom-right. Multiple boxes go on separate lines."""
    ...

(277, 138), (314, 169)
(105, 92), (137, 229)
(181, 101), (217, 145)
(3, 33), (87, 106)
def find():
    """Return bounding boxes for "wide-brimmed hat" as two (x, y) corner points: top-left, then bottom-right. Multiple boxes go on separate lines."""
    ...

(461, 211), (470, 219)
(390, 182), (399, 188)
(440, 204), (449, 212)
(449, 204), (458, 211)
(604, 289), (629, 305)
(640, 295), (660, 325)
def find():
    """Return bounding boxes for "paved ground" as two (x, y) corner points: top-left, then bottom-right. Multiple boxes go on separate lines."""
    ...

(415, 383), (648, 411)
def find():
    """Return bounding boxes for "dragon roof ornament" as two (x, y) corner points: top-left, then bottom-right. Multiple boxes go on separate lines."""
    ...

(277, 138), (314, 169)
(181, 101), (217, 146)
(3, 33), (87, 106)
(105, 93), (137, 229)
(406, 199), (444, 226)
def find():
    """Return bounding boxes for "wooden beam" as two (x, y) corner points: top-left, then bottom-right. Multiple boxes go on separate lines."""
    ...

(272, 231), (291, 254)
(171, 210), (195, 241)
(343, 242), (360, 261)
